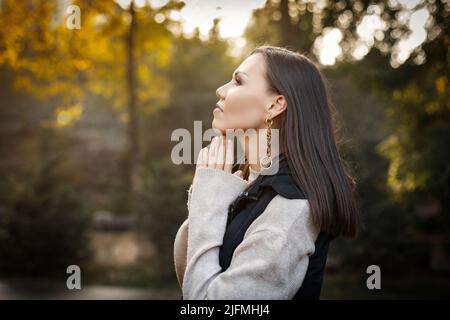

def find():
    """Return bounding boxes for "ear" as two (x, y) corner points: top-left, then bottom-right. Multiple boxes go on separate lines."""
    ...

(268, 95), (287, 118)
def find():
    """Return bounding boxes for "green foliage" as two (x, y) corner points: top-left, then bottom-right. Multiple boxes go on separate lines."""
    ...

(244, 0), (317, 52)
(139, 156), (193, 279)
(0, 129), (91, 276)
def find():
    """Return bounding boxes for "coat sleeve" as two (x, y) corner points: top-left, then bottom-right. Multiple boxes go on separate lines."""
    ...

(173, 217), (188, 288)
(182, 167), (317, 300)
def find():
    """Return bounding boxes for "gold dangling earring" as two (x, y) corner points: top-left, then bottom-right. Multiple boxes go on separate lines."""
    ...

(260, 114), (273, 169)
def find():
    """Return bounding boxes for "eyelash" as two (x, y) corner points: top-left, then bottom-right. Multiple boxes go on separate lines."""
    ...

(234, 77), (242, 85)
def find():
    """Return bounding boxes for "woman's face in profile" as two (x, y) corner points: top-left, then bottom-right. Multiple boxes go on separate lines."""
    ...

(213, 53), (274, 134)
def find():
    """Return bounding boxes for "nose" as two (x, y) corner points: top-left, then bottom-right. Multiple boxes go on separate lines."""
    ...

(216, 83), (226, 100)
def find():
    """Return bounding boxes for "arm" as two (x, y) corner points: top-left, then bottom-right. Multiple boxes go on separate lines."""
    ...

(174, 167), (248, 291)
(173, 182), (194, 288)
(173, 133), (247, 291)
(182, 165), (248, 299)
(174, 217), (188, 288)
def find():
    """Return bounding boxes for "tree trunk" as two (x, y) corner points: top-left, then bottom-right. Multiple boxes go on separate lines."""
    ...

(279, 0), (292, 47)
(126, 1), (141, 217)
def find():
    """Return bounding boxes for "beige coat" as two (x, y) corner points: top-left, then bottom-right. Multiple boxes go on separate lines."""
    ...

(173, 165), (319, 300)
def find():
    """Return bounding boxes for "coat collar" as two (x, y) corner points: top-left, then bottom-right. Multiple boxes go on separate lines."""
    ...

(245, 153), (307, 200)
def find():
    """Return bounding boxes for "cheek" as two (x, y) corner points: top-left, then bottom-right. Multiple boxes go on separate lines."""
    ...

(224, 88), (266, 128)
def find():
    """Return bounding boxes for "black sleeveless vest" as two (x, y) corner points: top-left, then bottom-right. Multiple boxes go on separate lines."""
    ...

(218, 153), (332, 300)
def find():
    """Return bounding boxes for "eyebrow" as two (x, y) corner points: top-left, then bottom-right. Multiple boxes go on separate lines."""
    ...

(233, 71), (248, 78)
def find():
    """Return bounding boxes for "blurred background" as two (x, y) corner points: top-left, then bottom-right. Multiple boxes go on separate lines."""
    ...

(0, 0), (449, 299)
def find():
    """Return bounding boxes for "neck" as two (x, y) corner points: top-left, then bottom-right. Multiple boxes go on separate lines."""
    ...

(238, 129), (279, 173)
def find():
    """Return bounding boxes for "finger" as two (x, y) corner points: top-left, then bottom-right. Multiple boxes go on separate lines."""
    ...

(215, 136), (226, 170)
(196, 148), (205, 168)
(208, 137), (218, 168)
(202, 147), (209, 167)
(224, 137), (234, 173)
(198, 148), (209, 168)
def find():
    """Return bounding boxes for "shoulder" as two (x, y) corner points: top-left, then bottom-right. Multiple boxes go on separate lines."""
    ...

(245, 195), (319, 255)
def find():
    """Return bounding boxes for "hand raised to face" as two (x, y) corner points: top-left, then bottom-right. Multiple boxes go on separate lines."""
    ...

(196, 136), (243, 178)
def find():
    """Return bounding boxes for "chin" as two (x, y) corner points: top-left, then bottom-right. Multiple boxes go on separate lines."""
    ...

(211, 119), (223, 132)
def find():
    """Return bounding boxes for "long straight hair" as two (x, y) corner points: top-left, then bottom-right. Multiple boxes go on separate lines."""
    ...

(241, 45), (359, 239)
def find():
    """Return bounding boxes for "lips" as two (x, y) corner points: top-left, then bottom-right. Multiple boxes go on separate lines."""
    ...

(215, 103), (224, 112)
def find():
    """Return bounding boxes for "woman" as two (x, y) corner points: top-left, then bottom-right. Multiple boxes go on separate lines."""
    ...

(173, 45), (359, 300)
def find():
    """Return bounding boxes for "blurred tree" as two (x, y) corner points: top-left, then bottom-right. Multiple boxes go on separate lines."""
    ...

(0, 0), (186, 280)
(0, 0), (184, 213)
(244, 0), (318, 52)
(322, 0), (450, 238)
(326, 1), (450, 270)
(0, 126), (90, 276)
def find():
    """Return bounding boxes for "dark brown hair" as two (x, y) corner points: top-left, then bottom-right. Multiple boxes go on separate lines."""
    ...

(241, 45), (359, 239)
